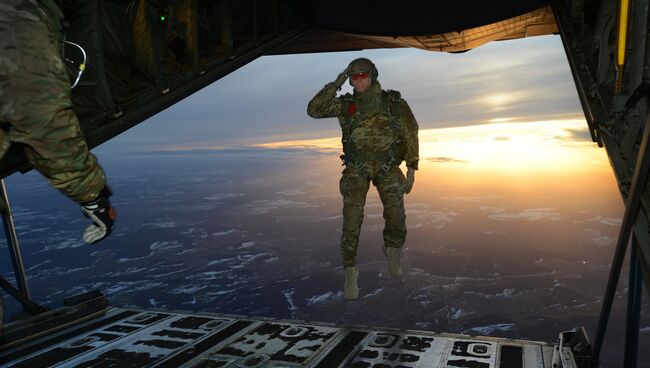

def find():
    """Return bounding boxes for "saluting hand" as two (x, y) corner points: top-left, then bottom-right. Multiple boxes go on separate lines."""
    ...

(333, 66), (350, 89)
(405, 167), (415, 194)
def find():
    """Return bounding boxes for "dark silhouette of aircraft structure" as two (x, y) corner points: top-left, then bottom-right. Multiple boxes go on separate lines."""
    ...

(0, 0), (647, 366)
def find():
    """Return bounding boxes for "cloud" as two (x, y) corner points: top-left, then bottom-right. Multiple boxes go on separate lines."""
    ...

(579, 229), (616, 248)
(563, 127), (594, 143)
(149, 241), (184, 252)
(428, 156), (468, 163)
(441, 196), (500, 202)
(406, 205), (459, 229)
(483, 229), (507, 235)
(479, 206), (510, 214)
(212, 229), (240, 236)
(204, 193), (246, 201)
(573, 216), (622, 226)
(243, 199), (319, 215)
(142, 220), (177, 229)
(40, 238), (85, 251)
(487, 207), (561, 221)
(276, 189), (306, 196)
(305, 291), (342, 305)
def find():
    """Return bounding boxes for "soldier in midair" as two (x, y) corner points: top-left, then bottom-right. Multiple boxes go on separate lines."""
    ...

(0, 0), (116, 244)
(308, 58), (419, 299)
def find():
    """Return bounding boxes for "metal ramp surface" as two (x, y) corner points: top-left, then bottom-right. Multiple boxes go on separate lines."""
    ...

(0, 307), (564, 368)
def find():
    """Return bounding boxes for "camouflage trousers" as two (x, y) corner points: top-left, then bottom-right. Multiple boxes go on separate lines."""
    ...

(339, 162), (407, 267)
(0, 0), (106, 203)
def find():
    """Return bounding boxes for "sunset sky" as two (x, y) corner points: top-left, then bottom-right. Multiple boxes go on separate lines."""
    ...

(92, 32), (620, 210)
(97, 34), (589, 154)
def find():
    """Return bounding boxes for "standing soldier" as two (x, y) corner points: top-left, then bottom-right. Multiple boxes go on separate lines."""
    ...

(0, 0), (116, 244)
(308, 58), (419, 300)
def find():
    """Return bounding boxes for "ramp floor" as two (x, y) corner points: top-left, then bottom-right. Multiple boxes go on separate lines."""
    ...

(0, 307), (557, 367)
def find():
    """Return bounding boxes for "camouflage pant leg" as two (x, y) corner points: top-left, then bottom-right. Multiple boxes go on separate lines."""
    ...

(375, 166), (407, 249)
(0, 2), (106, 203)
(339, 168), (370, 267)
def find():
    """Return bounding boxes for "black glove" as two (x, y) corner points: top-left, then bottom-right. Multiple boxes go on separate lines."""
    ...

(80, 187), (116, 244)
(333, 66), (350, 89)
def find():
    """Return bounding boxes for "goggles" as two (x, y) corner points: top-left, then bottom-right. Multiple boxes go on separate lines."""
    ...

(350, 72), (369, 81)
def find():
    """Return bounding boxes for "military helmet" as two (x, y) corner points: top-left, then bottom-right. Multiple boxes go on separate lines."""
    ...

(348, 58), (378, 85)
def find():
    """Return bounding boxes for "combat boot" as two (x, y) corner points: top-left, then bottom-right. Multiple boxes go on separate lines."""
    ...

(344, 266), (359, 300)
(384, 247), (403, 278)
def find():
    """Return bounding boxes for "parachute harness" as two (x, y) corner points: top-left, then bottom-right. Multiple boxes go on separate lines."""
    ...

(340, 90), (404, 177)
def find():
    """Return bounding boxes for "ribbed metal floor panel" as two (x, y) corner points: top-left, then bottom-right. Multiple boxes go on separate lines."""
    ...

(0, 307), (558, 368)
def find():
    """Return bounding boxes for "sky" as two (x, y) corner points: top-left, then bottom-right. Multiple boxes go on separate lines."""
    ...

(96, 34), (587, 153)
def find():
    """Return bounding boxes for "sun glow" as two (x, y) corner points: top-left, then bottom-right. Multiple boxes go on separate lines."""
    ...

(485, 93), (512, 107)
(258, 119), (607, 176)
(479, 92), (530, 112)
(419, 119), (603, 174)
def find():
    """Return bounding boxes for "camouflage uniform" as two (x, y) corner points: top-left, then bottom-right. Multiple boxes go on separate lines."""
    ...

(0, 0), (106, 203)
(308, 80), (419, 267)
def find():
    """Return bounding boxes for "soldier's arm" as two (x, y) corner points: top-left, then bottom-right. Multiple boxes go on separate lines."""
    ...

(400, 100), (420, 170)
(307, 83), (342, 119)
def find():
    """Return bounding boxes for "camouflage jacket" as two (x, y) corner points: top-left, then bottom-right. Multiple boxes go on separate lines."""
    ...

(307, 81), (419, 170)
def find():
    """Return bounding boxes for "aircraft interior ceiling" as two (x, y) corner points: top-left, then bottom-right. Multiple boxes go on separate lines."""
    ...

(293, 0), (552, 36)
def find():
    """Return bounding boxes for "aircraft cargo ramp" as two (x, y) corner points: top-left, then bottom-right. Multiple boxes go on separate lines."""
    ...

(0, 292), (588, 368)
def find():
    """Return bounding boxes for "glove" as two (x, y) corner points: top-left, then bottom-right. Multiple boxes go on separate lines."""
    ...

(404, 167), (415, 194)
(333, 66), (350, 89)
(80, 187), (116, 244)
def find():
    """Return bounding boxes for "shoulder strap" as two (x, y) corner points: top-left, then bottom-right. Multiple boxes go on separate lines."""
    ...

(340, 93), (354, 159)
(386, 90), (402, 137)
(386, 90), (401, 119)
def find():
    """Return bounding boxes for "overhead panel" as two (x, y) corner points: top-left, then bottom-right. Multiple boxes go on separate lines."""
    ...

(272, 5), (557, 55)
(367, 5), (558, 52)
